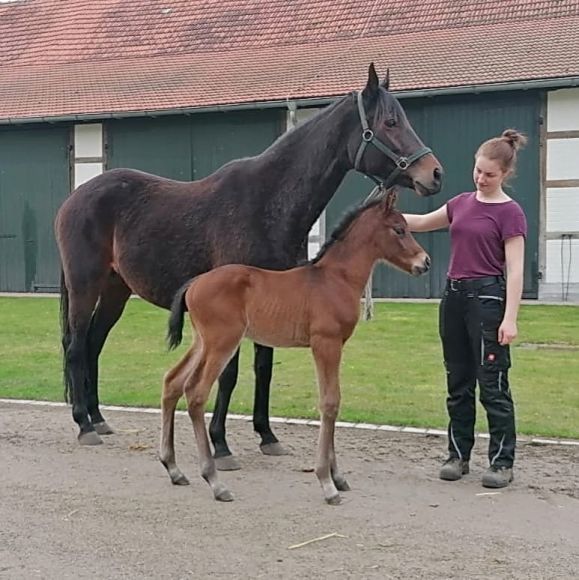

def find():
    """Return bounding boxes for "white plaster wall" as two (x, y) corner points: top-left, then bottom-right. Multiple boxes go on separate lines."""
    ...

(287, 107), (325, 259)
(540, 89), (579, 301)
(547, 88), (579, 132)
(546, 188), (579, 232)
(545, 238), (579, 284)
(74, 124), (103, 158)
(546, 138), (579, 181)
(74, 163), (103, 188)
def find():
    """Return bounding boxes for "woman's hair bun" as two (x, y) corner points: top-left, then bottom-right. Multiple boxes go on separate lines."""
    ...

(501, 129), (528, 151)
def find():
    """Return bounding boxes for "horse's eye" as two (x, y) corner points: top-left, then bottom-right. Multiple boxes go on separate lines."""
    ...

(393, 226), (405, 237)
(385, 118), (396, 128)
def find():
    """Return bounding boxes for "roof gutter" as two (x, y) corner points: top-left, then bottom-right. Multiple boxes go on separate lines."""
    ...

(2, 77), (579, 125)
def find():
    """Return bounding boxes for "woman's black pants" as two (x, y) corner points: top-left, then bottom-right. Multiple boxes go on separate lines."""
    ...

(439, 276), (516, 468)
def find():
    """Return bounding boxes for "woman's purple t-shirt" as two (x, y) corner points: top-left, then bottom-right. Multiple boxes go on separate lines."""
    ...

(446, 192), (527, 279)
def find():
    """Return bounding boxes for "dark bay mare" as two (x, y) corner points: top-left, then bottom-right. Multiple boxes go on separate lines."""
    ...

(55, 64), (443, 467)
(163, 188), (429, 504)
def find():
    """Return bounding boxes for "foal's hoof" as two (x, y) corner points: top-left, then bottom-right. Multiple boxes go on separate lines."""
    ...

(334, 477), (351, 492)
(78, 431), (103, 446)
(215, 455), (242, 472)
(260, 442), (289, 456)
(325, 494), (342, 506)
(93, 421), (114, 435)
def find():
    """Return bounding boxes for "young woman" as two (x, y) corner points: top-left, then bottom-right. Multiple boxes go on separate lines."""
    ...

(404, 129), (527, 488)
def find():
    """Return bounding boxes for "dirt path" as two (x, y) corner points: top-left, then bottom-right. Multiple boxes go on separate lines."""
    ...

(1, 402), (578, 579)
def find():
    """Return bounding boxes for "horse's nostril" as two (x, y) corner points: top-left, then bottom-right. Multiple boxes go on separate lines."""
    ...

(425, 256), (431, 269)
(433, 167), (442, 181)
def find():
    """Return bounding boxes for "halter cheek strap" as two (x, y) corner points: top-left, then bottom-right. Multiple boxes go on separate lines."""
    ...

(354, 91), (432, 188)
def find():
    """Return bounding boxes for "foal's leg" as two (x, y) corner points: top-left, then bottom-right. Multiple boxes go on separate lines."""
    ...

(311, 338), (347, 505)
(86, 273), (131, 435)
(159, 346), (196, 486)
(253, 344), (287, 456)
(210, 348), (242, 471)
(186, 341), (241, 502)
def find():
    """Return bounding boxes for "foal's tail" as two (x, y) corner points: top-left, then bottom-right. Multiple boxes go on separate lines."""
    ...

(59, 271), (73, 403)
(167, 281), (192, 351)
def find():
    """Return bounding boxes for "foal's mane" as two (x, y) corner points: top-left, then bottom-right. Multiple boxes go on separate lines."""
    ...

(309, 196), (384, 265)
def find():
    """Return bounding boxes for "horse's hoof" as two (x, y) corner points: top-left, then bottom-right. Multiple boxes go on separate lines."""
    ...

(334, 478), (351, 492)
(215, 488), (234, 502)
(325, 494), (342, 506)
(171, 474), (190, 486)
(78, 431), (103, 446)
(260, 442), (289, 456)
(215, 455), (242, 471)
(93, 421), (114, 435)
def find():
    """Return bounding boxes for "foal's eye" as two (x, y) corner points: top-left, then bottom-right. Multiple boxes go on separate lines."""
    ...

(393, 226), (405, 237)
(385, 118), (396, 128)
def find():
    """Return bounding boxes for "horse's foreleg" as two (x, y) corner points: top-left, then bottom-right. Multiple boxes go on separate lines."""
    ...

(159, 346), (196, 486)
(253, 344), (287, 456)
(312, 338), (345, 505)
(86, 274), (131, 435)
(209, 349), (241, 471)
(187, 348), (237, 502)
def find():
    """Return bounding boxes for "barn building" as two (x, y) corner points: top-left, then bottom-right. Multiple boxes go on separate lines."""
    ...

(1, 0), (578, 301)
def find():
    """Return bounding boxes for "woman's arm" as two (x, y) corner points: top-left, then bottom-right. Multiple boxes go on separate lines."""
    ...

(499, 235), (525, 345)
(403, 204), (450, 232)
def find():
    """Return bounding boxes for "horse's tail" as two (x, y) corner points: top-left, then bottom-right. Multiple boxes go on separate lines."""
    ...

(59, 270), (73, 403)
(167, 280), (192, 351)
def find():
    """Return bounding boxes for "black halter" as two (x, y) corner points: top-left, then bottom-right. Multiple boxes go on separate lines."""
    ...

(354, 91), (432, 188)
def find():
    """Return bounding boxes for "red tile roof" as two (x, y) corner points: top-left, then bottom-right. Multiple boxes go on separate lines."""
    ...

(1, 0), (579, 121)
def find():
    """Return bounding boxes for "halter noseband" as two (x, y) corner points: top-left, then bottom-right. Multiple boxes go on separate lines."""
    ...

(353, 91), (432, 188)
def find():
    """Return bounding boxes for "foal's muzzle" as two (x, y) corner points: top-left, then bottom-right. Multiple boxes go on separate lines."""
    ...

(412, 255), (431, 276)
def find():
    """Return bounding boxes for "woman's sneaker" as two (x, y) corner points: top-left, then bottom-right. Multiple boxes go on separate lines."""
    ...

(482, 466), (513, 488)
(439, 458), (469, 481)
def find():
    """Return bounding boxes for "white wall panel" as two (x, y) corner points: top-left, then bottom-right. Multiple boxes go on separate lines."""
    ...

(74, 124), (103, 158)
(75, 163), (103, 188)
(288, 108), (325, 259)
(545, 238), (579, 283)
(547, 88), (579, 132)
(546, 138), (579, 180)
(546, 188), (579, 232)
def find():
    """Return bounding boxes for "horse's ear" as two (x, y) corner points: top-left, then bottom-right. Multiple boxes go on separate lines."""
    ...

(381, 68), (390, 91)
(362, 62), (380, 100)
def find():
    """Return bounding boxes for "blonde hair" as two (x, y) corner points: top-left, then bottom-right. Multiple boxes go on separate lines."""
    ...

(476, 129), (528, 176)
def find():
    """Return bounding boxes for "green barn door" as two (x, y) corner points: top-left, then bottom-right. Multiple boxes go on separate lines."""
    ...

(190, 110), (283, 178)
(107, 110), (283, 182)
(401, 91), (541, 299)
(0, 125), (70, 292)
(106, 117), (193, 179)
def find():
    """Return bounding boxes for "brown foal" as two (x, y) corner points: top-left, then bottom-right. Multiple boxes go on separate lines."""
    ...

(160, 189), (430, 504)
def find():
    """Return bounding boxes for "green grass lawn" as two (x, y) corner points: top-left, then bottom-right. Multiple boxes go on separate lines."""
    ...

(1, 297), (578, 439)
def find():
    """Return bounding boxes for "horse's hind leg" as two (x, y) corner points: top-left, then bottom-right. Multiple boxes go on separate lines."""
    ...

(253, 344), (288, 457)
(86, 272), (131, 435)
(209, 348), (242, 471)
(64, 286), (103, 445)
(159, 346), (196, 486)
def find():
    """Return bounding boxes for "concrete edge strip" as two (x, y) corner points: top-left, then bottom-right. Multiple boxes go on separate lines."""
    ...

(2, 398), (579, 447)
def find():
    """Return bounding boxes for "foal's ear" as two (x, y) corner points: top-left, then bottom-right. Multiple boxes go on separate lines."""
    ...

(362, 62), (380, 100)
(381, 68), (390, 91)
(383, 187), (398, 213)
